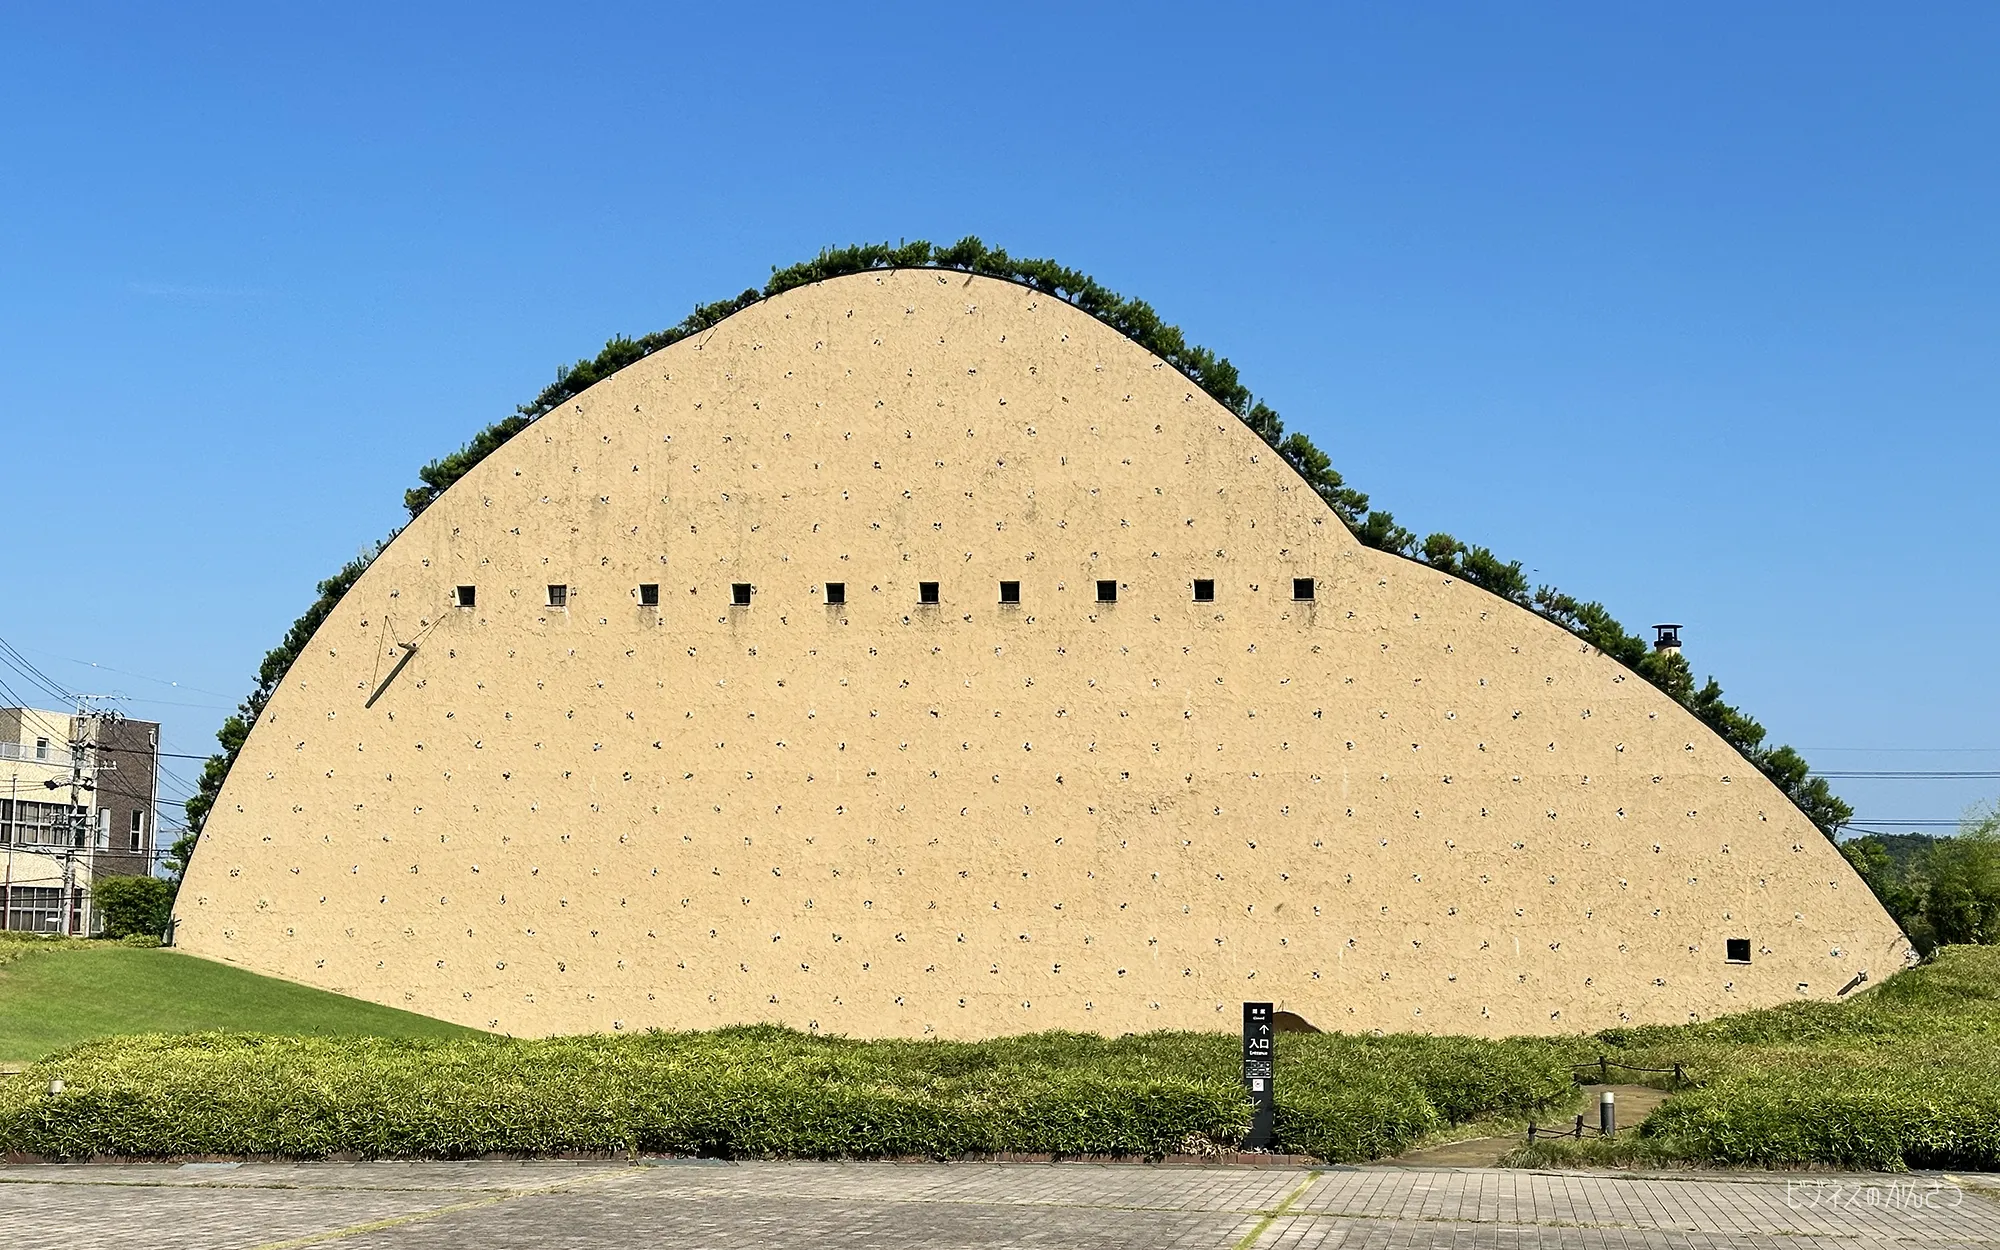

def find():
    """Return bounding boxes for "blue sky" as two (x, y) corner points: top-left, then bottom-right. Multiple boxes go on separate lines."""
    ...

(1, 3), (1994, 835)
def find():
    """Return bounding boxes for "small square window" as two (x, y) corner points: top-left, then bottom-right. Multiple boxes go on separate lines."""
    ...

(1726, 938), (1751, 964)
(731, 583), (753, 606)
(825, 582), (846, 606)
(1293, 577), (1315, 601)
(546, 584), (568, 608)
(998, 580), (1021, 604)
(918, 581), (940, 605)
(1096, 579), (1118, 603)
(1193, 579), (1215, 602)
(455, 585), (476, 608)
(638, 584), (660, 607)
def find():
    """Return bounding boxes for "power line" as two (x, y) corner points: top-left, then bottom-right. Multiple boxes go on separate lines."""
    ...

(101, 695), (236, 712)
(0, 671), (36, 711)
(1812, 771), (2000, 779)
(1803, 747), (2000, 753)
(8, 644), (234, 700)
(0, 635), (75, 704)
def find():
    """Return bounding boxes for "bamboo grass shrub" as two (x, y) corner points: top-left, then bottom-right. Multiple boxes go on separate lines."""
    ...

(0, 1025), (1572, 1162)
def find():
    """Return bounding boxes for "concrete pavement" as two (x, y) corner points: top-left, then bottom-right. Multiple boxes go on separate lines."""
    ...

(2, 1158), (1996, 1249)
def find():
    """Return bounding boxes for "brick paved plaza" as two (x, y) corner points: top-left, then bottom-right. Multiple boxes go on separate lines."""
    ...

(3, 1160), (1998, 1249)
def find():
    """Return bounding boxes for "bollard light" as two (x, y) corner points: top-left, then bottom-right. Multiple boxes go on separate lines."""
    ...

(1600, 1090), (1616, 1136)
(47, 1079), (64, 1097)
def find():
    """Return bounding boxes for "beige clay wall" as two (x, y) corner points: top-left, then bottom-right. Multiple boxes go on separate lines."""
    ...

(174, 269), (1909, 1039)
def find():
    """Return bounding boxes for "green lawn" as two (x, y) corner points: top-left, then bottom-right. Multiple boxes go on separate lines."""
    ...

(0, 937), (478, 1062)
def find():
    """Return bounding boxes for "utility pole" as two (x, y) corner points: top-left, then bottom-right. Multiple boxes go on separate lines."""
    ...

(52, 697), (120, 935)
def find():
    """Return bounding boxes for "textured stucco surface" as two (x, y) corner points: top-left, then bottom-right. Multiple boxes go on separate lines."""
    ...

(174, 269), (1908, 1039)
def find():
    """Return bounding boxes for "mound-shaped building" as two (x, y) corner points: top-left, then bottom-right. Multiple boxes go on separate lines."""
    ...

(174, 268), (1908, 1039)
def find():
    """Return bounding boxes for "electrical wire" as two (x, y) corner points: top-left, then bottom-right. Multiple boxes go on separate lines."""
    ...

(1804, 746), (2000, 753)
(0, 635), (75, 704)
(7, 644), (233, 700)
(1812, 771), (2000, 779)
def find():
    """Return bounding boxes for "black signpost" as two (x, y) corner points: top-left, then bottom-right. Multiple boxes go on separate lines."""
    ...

(1242, 1001), (1275, 1149)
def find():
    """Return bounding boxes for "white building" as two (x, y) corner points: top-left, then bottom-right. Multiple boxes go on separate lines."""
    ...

(1, 706), (162, 933)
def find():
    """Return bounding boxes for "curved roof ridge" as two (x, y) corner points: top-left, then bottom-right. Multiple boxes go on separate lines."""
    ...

(170, 240), (1852, 879)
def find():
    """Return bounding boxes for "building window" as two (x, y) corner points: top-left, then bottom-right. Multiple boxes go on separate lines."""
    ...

(130, 809), (144, 852)
(918, 581), (940, 605)
(546, 584), (568, 608)
(638, 584), (660, 607)
(1293, 577), (1315, 601)
(1726, 938), (1751, 964)
(1193, 579), (1215, 602)
(731, 583), (753, 606)
(5, 886), (63, 933)
(454, 585), (476, 608)
(34, 737), (48, 761)
(998, 580), (1021, 605)
(1096, 580), (1118, 603)
(825, 582), (846, 606)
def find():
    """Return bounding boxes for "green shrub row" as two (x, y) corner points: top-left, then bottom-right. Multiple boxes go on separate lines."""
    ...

(1642, 1044), (2000, 1170)
(1567, 945), (2000, 1171)
(15, 950), (1998, 1167)
(0, 1026), (1572, 1162)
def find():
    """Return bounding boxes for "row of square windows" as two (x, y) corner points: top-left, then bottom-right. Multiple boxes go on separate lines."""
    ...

(457, 578), (1320, 610)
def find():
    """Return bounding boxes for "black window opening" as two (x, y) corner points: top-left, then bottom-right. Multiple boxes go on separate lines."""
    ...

(1726, 938), (1752, 964)
(918, 581), (940, 605)
(1193, 579), (1215, 602)
(998, 580), (1021, 604)
(825, 582), (846, 606)
(129, 810), (143, 851)
(638, 584), (660, 607)
(1293, 577), (1315, 601)
(546, 584), (568, 608)
(731, 583), (753, 606)
(455, 585), (476, 609)
(1096, 579), (1118, 603)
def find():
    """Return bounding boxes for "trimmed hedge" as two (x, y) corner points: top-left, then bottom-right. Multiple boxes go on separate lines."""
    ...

(87, 876), (175, 941)
(0, 1026), (1572, 1162)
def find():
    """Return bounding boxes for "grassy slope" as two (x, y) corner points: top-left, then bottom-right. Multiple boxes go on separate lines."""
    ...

(0, 939), (477, 1062)
(1518, 944), (2000, 1170)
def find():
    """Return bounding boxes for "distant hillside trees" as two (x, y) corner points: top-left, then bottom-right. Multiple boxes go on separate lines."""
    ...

(1842, 806), (2000, 951)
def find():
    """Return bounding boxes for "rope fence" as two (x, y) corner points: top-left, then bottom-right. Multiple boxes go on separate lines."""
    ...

(1524, 1054), (1691, 1145)
(1526, 1115), (1615, 1142)
(1572, 1054), (1686, 1085)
